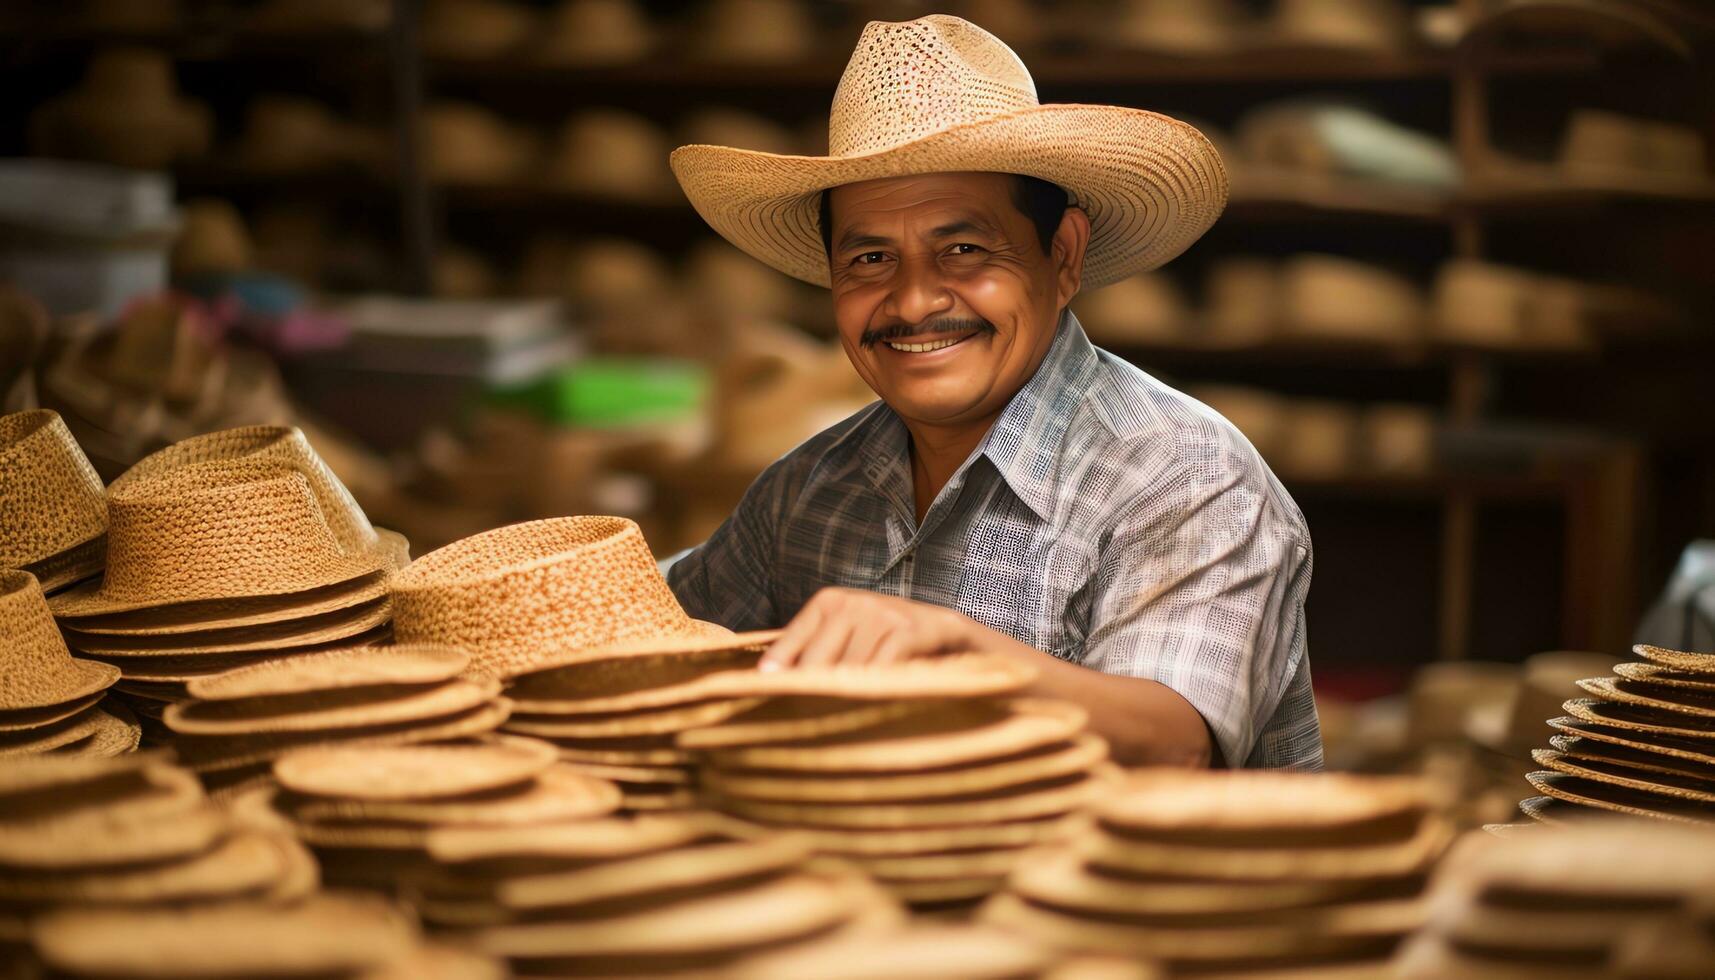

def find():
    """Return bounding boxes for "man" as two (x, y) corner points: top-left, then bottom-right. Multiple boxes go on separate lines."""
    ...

(667, 15), (1319, 770)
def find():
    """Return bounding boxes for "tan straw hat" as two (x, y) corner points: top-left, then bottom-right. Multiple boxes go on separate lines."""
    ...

(0, 409), (107, 592)
(389, 516), (717, 677)
(669, 14), (1226, 290)
(0, 570), (119, 713)
(186, 643), (469, 701)
(274, 737), (558, 802)
(1635, 644), (1715, 675)
(49, 459), (386, 618)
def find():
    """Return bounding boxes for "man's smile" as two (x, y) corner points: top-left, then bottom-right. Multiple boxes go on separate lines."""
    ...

(883, 331), (982, 354)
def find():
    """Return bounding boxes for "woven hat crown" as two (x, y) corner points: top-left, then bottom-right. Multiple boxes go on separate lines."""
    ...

(0, 410), (107, 568)
(0, 569), (116, 710)
(829, 15), (1038, 158)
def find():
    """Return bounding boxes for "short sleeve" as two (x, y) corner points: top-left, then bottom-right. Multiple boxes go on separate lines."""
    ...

(1079, 450), (1316, 769)
(666, 456), (797, 631)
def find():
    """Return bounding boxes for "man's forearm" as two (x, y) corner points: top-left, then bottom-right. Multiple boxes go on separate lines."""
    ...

(965, 621), (1216, 769)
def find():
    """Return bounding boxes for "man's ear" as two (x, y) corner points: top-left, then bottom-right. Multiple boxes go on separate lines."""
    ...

(1050, 205), (1092, 308)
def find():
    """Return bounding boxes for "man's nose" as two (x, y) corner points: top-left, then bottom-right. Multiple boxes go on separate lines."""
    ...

(883, 254), (954, 327)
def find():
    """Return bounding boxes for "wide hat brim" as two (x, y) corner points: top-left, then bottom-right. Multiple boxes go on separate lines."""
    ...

(671, 103), (1227, 290)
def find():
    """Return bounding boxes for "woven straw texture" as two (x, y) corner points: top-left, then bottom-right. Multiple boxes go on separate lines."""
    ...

(0, 570), (120, 711)
(390, 517), (695, 677)
(0, 409), (107, 568)
(186, 644), (469, 701)
(669, 15), (1226, 290)
(55, 572), (388, 634)
(110, 425), (379, 557)
(49, 460), (384, 617)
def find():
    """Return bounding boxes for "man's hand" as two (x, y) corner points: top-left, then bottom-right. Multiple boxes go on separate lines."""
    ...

(759, 587), (979, 670)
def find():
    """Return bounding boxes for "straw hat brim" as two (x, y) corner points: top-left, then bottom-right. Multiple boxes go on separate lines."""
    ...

(0, 767), (226, 869)
(887, 875), (1007, 905)
(0, 749), (167, 798)
(1612, 661), (1715, 692)
(556, 743), (692, 767)
(164, 676), (500, 736)
(711, 771), (1102, 830)
(1086, 817), (1452, 882)
(735, 924), (1057, 980)
(678, 698), (931, 749)
(702, 699), (1086, 773)
(47, 551), (385, 619)
(0, 703), (112, 756)
(170, 698), (514, 775)
(186, 644), (470, 701)
(64, 599), (393, 656)
(1578, 675), (1715, 719)
(0, 656), (119, 714)
(52, 702), (144, 758)
(614, 785), (698, 811)
(1634, 644), (1715, 675)
(1546, 735), (1715, 785)
(497, 835), (812, 912)
(1011, 847), (1375, 918)
(1094, 770), (1432, 836)
(1530, 749), (1715, 804)
(703, 734), (1107, 804)
(670, 103), (1228, 290)
(1546, 716), (1715, 767)
(273, 735), (557, 802)
(1517, 794), (1579, 824)
(58, 572), (389, 637)
(505, 697), (766, 739)
(1561, 697), (1715, 740)
(1524, 771), (1715, 823)
(0, 691), (104, 732)
(23, 534), (106, 595)
(285, 765), (622, 827)
(425, 816), (705, 864)
(558, 759), (690, 785)
(466, 872), (850, 959)
(0, 831), (303, 905)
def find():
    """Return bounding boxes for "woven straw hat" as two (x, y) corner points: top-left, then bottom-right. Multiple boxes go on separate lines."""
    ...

(1548, 716), (1715, 768)
(274, 737), (558, 802)
(389, 516), (714, 677)
(49, 459), (385, 618)
(1635, 644), (1715, 675)
(1, 409), (107, 591)
(162, 676), (501, 736)
(186, 644), (469, 701)
(670, 14), (1226, 290)
(0, 570), (119, 713)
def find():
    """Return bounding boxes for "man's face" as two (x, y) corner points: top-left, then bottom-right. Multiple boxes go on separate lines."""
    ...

(825, 172), (1085, 429)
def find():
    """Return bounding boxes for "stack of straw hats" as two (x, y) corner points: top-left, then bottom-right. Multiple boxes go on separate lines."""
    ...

(423, 815), (902, 976)
(158, 644), (511, 798)
(2, 409), (108, 596)
(27, 48), (212, 170)
(232, 738), (619, 893)
(500, 633), (777, 812)
(48, 427), (408, 732)
(0, 752), (318, 962)
(28, 891), (506, 979)
(982, 770), (1451, 975)
(1518, 644), (1715, 825)
(389, 515), (726, 679)
(687, 660), (1110, 908)
(1, 570), (135, 759)
(1395, 818), (1715, 977)
(536, 0), (655, 65)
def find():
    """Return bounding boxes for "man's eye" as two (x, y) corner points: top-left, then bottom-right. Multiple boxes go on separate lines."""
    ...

(948, 243), (984, 255)
(852, 252), (889, 265)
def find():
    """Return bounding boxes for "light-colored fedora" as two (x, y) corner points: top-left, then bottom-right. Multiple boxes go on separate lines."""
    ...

(670, 14), (1227, 290)
(388, 516), (721, 677)
(49, 459), (386, 618)
(0, 409), (107, 592)
(0, 570), (119, 713)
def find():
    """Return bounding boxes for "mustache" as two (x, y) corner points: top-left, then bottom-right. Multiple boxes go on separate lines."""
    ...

(859, 317), (997, 349)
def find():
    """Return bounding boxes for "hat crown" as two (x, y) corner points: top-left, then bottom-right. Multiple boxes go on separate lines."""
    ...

(828, 15), (1038, 158)
(0, 409), (107, 568)
(0, 570), (77, 675)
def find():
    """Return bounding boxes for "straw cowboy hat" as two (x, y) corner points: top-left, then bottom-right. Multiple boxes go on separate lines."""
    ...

(1, 409), (108, 594)
(389, 516), (729, 677)
(670, 14), (1227, 290)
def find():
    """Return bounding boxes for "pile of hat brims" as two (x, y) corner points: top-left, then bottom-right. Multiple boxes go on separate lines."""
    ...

(230, 736), (620, 893)
(499, 633), (781, 813)
(415, 813), (902, 977)
(44, 427), (409, 741)
(981, 770), (1451, 976)
(1396, 817), (1715, 978)
(732, 921), (1162, 980)
(159, 643), (512, 798)
(0, 568), (138, 759)
(651, 645), (1111, 907)
(0, 409), (108, 597)
(0, 752), (319, 971)
(1521, 644), (1715, 825)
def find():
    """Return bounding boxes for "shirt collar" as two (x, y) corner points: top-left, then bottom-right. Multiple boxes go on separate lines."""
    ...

(851, 310), (1101, 524)
(976, 310), (1100, 521)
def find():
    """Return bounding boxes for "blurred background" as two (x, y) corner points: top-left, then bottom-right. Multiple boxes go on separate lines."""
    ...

(2, 0), (1713, 800)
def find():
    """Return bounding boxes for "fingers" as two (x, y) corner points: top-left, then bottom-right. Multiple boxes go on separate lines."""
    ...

(759, 600), (824, 671)
(796, 617), (856, 668)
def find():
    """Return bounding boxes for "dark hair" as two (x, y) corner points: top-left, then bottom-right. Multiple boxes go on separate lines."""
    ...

(819, 174), (1069, 259)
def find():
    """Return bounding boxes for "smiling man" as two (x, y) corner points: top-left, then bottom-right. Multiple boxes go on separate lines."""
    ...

(667, 15), (1320, 769)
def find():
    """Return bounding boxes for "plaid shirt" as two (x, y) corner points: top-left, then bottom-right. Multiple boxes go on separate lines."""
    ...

(669, 313), (1322, 769)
